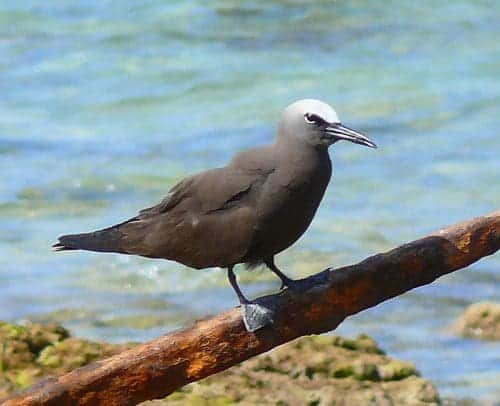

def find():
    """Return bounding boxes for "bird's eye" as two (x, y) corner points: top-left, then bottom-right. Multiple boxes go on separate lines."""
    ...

(304, 113), (324, 125)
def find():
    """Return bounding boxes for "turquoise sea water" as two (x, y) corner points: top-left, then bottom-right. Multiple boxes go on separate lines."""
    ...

(1, 1), (499, 402)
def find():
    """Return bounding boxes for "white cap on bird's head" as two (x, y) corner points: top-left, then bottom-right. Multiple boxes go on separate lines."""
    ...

(278, 98), (377, 149)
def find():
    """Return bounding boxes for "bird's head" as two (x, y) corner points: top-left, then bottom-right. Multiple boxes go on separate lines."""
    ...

(278, 99), (377, 149)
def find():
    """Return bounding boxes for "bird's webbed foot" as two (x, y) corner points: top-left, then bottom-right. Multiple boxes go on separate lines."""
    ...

(241, 302), (274, 332)
(227, 266), (274, 332)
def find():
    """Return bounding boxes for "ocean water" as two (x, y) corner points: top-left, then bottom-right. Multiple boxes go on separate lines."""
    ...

(0, 0), (499, 402)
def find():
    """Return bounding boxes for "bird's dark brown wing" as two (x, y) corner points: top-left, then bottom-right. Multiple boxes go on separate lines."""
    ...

(137, 176), (195, 218)
(116, 165), (273, 268)
(137, 167), (260, 218)
(137, 144), (276, 220)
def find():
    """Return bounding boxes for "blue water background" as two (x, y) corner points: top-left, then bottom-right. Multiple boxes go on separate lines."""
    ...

(1, 1), (499, 402)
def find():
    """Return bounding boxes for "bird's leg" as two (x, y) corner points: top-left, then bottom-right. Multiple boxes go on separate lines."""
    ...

(227, 266), (274, 332)
(227, 266), (250, 305)
(265, 257), (299, 291)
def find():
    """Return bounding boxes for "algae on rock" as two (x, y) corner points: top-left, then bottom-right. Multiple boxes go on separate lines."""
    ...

(0, 321), (131, 398)
(454, 302), (500, 341)
(0, 321), (440, 405)
(143, 334), (439, 406)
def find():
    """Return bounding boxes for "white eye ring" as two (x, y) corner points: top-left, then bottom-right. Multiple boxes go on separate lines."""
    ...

(304, 113), (324, 125)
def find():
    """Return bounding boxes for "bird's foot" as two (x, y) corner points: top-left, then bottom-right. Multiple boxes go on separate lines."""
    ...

(241, 302), (274, 332)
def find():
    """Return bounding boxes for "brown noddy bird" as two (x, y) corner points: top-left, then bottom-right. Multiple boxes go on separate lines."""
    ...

(53, 99), (377, 332)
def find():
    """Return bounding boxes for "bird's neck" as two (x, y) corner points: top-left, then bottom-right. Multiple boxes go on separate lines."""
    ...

(275, 137), (330, 162)
(274, 139), (332, 182)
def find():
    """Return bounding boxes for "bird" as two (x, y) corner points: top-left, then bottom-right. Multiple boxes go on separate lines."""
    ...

(53, 99), (377, 332)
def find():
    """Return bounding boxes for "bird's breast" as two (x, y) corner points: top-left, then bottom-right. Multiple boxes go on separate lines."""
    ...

(247, 154), (332, 260)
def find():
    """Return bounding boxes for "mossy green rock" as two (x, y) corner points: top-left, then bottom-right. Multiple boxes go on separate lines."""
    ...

(331, 333), (385, 355)
(0, 321), (131, 398)
(0, 321), (69, 356)
(0, 321), (440, 405)
(378, 360), (419, 381)
(37, 338), (106, 371)
(454, 302), (500, 341)
(352, 360), (380, 381)
(143, 334), (439, 406)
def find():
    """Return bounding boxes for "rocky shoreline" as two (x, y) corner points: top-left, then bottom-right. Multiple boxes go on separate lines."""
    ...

(453, 302), (500, 341)
(144, 334), (440, 405)
(1, 302), (498, 404)
(1, 321), (440, 405)
(0, 321), (133, 398)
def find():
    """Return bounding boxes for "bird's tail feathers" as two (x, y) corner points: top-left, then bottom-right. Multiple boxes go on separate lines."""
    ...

(52, 218), (138, 254)
(52, 242), (77, 252)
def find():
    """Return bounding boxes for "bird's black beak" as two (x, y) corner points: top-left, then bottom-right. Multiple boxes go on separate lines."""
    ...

(325, 123), (377, 148)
